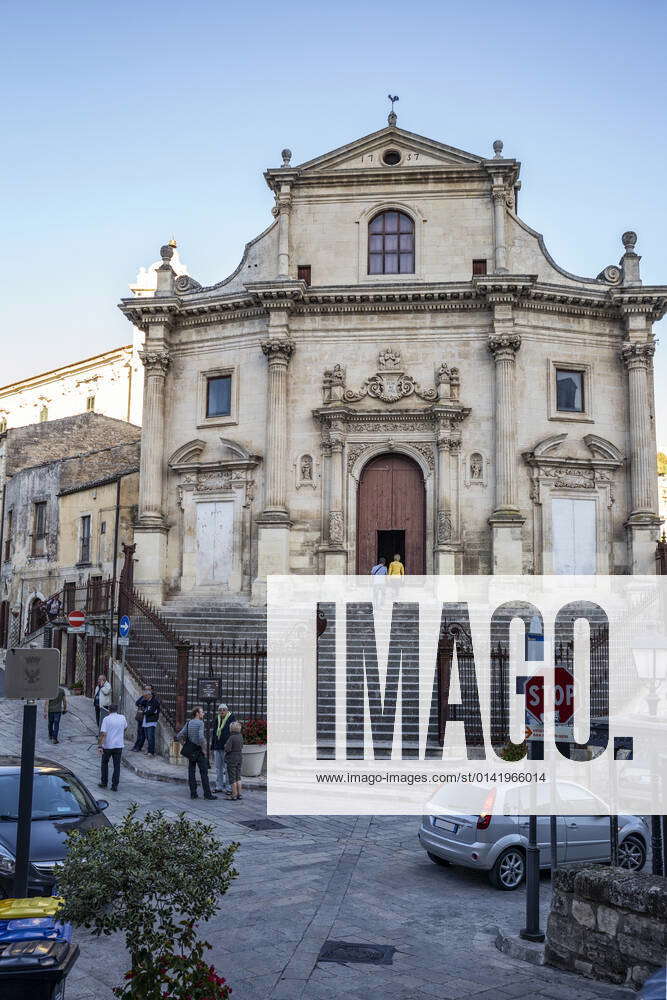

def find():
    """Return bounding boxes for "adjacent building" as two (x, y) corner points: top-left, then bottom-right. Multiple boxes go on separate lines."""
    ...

(0, 413), (140, 649)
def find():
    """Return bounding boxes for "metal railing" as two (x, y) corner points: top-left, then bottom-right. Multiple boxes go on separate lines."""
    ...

(189, 638), (266, 722)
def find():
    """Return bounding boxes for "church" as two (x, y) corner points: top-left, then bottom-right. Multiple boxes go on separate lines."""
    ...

(120, 110), (666, 606)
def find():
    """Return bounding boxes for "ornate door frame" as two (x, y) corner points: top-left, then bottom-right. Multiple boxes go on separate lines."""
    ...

(313, 349), (471, 575)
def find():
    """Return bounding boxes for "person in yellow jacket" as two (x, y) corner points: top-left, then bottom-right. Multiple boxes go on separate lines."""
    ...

(388, 554), (404, 576)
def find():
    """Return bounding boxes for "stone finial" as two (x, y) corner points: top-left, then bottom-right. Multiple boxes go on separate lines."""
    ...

(493, 139), (504, 158)
(160, 243), (175, 263)
(281, 148), (292, 167)
(622, 230), (638, 252)
(620, 231), (641, 286)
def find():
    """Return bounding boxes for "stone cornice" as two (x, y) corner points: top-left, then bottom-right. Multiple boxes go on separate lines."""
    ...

(118, 276), (667, 330)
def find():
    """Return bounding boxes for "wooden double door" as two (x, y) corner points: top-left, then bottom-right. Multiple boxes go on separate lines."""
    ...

(356, 453), (426, 574)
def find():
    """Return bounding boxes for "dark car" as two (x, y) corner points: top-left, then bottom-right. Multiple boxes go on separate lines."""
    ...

(0, 756), (111, 897)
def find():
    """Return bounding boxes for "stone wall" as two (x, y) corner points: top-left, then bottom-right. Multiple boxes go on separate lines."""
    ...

(546, 864), (667, 989)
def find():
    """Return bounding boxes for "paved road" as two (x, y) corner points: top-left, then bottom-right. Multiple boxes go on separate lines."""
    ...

(0, 691), (635, 1000)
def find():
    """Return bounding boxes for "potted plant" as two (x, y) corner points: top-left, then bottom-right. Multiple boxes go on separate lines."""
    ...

(241, 717), (267, 777)
(56, 805), (238, 999)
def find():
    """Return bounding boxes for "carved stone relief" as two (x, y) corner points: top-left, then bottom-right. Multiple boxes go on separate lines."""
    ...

(296, 453), (317, 489)
(465, 451), (487, 488)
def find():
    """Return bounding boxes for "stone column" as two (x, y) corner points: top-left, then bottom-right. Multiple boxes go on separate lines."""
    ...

(134, 345), (170, 602)
(622, 339), (661, 572)
(492, 185), (508, 274)
(488, 331), (524, 573)
(328, 433), (345, 547)
(253, 333), (294, 603)
(261, 338), (294, 516)
(277, 183), (292, 278)
(138, 349), (170, 524)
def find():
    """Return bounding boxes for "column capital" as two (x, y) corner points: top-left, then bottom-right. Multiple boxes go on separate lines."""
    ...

(488, 333), (521, 360)
(261, 338), (295, 365)
(621, 340), (655, 370)
(139, 348), (171, 376)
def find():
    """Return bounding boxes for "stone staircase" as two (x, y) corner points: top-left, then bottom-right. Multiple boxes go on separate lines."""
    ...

(159, 594), (267, 648)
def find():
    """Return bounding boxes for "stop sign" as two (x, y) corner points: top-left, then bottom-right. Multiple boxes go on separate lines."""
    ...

(525, 667), (575, 725)
(67, 610), (86, 629)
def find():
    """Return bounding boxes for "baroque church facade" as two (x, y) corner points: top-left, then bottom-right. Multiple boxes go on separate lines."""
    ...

(120, 115), (666, 605)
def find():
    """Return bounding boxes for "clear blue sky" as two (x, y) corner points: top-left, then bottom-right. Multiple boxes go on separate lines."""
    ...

(2, 0), (666, 446)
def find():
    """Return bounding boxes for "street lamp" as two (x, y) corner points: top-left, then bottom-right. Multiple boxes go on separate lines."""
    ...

(631, 629), (667, 875)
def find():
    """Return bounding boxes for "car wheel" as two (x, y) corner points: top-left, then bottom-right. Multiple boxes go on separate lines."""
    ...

(489, 847), (525, 890)
(618, 834), (646, 871)
(427, 851), (451, 867)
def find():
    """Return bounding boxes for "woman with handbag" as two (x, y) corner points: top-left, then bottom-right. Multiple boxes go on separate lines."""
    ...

(177, 706), (217, 800)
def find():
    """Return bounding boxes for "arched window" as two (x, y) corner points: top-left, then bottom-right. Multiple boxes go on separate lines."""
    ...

(368, 210), (414, 275)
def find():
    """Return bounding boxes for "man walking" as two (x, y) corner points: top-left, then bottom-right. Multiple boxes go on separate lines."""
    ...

(211, 703), (236, 794)
(97, 702), (128, 792)
(131, 685), (161, 755)
(93, 674), (112, 728)
(43, 686), (67, 744)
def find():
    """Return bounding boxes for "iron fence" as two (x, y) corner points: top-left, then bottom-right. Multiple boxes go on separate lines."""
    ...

(189, 638), (266, 722)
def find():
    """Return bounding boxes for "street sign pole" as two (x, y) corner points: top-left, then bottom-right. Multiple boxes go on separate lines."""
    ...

(521, 616), (545, 943)
(117, 617), (131, 718)
(120, 644), (126, 718)
(14, 700), (37, 898)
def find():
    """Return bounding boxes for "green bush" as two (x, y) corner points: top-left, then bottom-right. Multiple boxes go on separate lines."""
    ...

(56, 804), (238, 999)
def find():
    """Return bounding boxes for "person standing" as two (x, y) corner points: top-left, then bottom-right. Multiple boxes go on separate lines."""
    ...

(43, 686), (67, 744)
(93, 674), (112, 728)
(177, 706), (216, 800)
(97, 703), (128, 792)
(370, 556), (387, 611)
(224, 721), (244, 801)
(131, 685), (161, 755)
(388, 553), (405, 576)
(210, 703), (236, 794)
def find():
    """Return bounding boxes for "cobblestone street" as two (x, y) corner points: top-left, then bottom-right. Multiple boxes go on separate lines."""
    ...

(0, 690), (637, 1000)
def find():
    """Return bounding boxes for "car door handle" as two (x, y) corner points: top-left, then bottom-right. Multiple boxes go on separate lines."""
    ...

(567, 822), (578, 828)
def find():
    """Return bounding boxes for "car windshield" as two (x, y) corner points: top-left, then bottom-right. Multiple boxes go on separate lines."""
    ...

(0, 772), (93, 820)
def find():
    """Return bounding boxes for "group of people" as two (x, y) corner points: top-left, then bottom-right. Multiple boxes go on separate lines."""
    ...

(43, 670), (245, 801)
(176, 704), (243, 801)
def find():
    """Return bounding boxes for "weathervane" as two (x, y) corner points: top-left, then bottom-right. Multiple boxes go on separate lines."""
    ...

(387, 94), (399, 126)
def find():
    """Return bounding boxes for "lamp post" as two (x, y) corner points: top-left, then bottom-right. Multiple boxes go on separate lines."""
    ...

(632, 629), (667, 876)
(521, 613), (545, 943)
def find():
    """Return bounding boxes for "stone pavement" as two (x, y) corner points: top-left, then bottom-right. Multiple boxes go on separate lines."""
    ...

(0, 692), (637, 1000)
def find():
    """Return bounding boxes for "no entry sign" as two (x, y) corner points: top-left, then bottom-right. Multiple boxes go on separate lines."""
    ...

(67, 610), (86, 629)
(525, 666), (575, 725)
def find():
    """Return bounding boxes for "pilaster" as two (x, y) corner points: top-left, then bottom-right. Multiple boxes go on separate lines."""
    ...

(253, 319), (294, 602)
(488, 310), (524, 574)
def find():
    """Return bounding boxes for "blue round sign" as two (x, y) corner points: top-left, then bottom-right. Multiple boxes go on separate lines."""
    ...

(119, 615), (131, 638)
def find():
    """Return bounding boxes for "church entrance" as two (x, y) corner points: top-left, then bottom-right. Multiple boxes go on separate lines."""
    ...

(356, 453), (425, 574)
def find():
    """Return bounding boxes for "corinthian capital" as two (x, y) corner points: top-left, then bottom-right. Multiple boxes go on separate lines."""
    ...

(261, 338), (295, 365)
(488, 334), (521, 360)
(620, 341), (655, 370)
(139, 349), (170, 375)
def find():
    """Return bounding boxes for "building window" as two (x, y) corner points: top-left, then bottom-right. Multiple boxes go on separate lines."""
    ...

(3, 509), (13, 562)
(472, 259), (487, 276)
(100, 521), (106, 534)
(79, 515), (91, 564)
(32, 502), (47, 556)
(368, 211), (415, 275)
(297, 265), (312, 286)
(86, 396), (95, 411)
(39, 406), (48, 422)
(556, 369), (584, 412)
(206, 376), (232, 418)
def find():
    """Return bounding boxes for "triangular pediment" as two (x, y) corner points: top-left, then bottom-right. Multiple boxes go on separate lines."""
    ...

(293, 126), (485, 173)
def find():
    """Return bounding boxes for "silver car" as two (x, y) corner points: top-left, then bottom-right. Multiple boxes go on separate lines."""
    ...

(418, 782), (648, 890)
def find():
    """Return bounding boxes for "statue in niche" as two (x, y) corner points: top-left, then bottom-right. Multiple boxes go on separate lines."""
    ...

(301, 455), (313, 481)
(470, 453), (483, 480)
